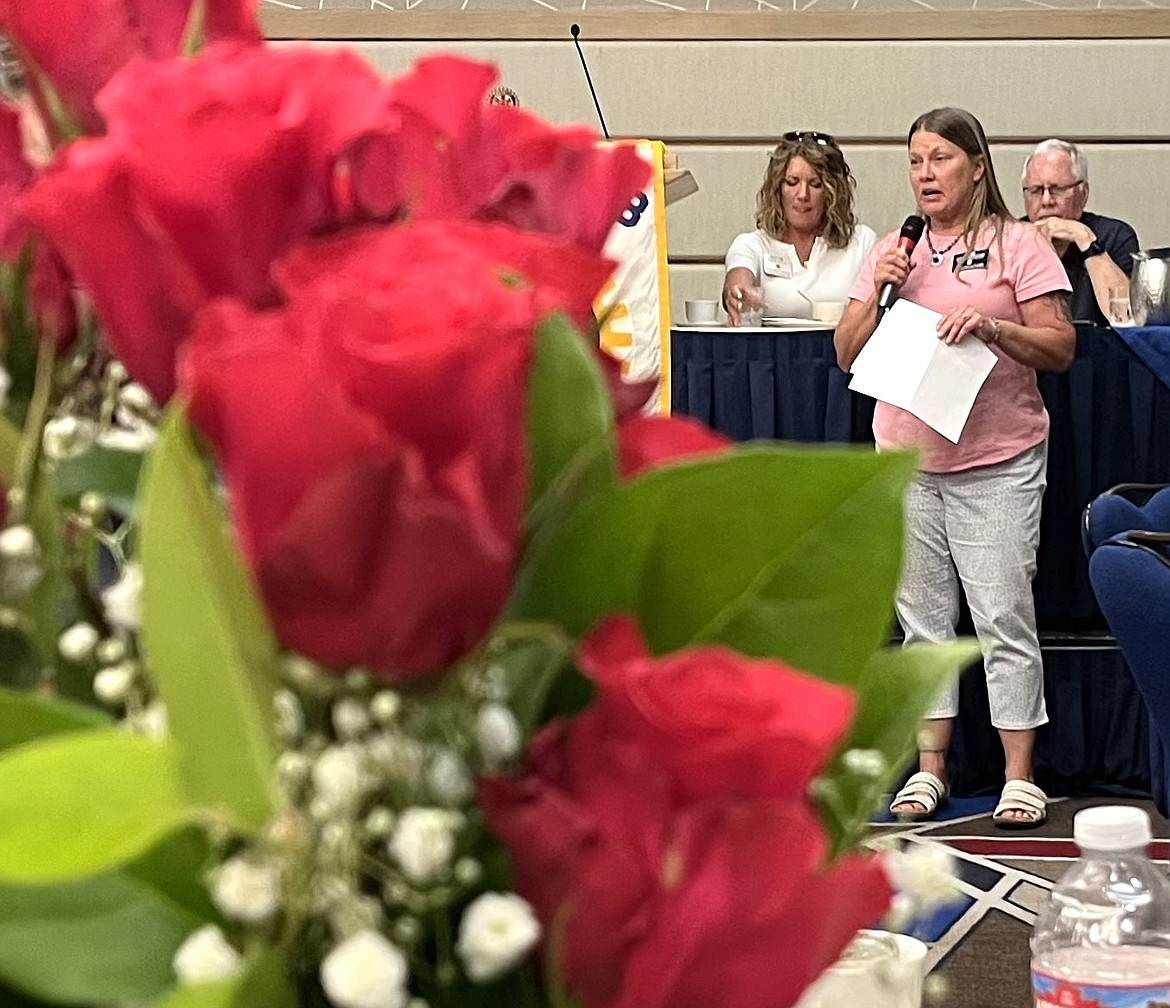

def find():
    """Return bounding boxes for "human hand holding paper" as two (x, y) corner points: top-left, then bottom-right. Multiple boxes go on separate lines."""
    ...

(847, 299), (998, 443)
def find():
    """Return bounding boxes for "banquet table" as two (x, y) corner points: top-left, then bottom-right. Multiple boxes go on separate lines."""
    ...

(669, 321), (1170, 798)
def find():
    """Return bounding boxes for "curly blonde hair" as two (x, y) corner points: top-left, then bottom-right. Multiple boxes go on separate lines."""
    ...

(755, 137), (859, 250)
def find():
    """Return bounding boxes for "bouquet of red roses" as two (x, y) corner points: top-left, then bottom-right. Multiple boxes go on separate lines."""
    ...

(0, 5), (974, 1008)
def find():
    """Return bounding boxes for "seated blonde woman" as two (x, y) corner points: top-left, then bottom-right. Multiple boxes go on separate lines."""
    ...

(723, 131), (875, 324)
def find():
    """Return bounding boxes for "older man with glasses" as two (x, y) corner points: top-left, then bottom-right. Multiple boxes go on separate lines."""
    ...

(1021, 139), (1138, 326)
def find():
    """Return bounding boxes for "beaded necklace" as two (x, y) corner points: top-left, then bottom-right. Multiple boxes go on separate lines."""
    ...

(926, 228), (962, 267)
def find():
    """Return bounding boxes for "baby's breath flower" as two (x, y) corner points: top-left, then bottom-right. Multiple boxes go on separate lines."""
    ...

(369, 690), (401, 725)
(392, 915), (421, 946)
(312, 744), (366, 815)
(0, 524), (41, 599)
(884, 841), (961, 916)
(274, 690), (305, 743)
(42, 415), (96, 461)
(93, 661), (137, 706)
(388, 808), (462, 886)
(172, 925), (243, 985)
(453, 857), (482, 887)
(212, 856), (283, 924)
(133, 700), (168, 740)
(475, 703), (520, 765)
(94, 637), (127, 665)
(58, 622), (99, 662)
(276, 751), (312, 798)
(319, 930), (408, 1008)
(363, 807), (395, 840)
(332, 697), (371, 740)
(456, 892), (541, 983)
(841, 747), (887, 778)
(101, 563), (143, 632)
(426, 749), (472, 806)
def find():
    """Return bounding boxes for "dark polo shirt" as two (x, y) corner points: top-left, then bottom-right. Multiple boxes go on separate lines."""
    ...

(1024, 211), (1139, 325)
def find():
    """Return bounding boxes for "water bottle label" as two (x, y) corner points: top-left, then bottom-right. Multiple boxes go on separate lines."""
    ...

(1033, 969), (1170, 1007)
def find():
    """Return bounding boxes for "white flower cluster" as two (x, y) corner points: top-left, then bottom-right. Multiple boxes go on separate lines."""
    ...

(168, 651), (538, 1006)
(881, 840), (962, 930)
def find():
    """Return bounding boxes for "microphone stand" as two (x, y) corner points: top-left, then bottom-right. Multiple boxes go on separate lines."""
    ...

(570, 24), (609, 140)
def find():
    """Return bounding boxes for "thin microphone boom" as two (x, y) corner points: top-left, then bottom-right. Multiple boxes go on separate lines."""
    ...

(570, 24), (609, 140)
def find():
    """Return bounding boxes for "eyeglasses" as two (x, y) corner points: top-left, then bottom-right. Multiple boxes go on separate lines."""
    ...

(1022, 181), (1084, 199)
(782, 131), (839, 148)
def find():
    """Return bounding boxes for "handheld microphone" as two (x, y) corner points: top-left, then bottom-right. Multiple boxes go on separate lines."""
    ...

(877, 214), (926, 320)
(570, 24), (610, 140)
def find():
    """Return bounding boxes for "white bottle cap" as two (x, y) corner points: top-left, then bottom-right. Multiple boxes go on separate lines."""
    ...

(1074, 805), (1152, 851)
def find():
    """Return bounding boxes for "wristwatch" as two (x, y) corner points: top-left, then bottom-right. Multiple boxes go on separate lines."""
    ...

(1082, 239), (1107, 259)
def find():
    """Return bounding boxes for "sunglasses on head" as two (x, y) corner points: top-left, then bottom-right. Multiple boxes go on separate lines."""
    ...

(782, 131), (839, 148)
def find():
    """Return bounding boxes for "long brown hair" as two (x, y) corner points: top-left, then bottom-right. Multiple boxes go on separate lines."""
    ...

(755, 136), (858, 250)
(907, 107), (1015, 255)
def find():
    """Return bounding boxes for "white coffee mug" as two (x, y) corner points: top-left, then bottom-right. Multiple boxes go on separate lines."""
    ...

(684, 299), (719, 324)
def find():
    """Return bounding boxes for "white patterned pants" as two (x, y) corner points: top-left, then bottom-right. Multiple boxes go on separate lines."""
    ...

(897, 442), (1049, 730)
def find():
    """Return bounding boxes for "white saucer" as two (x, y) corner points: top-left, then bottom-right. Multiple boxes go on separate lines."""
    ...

(763, 316), (826, 328)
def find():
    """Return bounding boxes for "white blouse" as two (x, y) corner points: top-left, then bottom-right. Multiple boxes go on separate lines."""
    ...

(724, 225), (877, 317)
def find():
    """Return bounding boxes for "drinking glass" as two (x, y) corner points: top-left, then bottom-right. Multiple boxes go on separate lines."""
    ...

(793, 931), (921, 1008)
(1108, 285), (1132, 327)
(734, 285), (765, 327)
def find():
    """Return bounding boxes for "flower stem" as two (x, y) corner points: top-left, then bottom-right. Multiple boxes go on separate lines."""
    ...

(9, 338), (56, 526)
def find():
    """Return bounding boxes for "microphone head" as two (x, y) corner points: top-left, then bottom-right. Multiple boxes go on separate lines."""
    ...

(899, 214), (925, 245)
(570, 23), (581, 37)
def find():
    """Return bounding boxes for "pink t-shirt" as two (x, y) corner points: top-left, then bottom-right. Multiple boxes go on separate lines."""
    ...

(848, 219), (1071, 473)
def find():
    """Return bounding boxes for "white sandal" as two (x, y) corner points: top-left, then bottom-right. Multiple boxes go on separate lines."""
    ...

(890, 771), (949, 821)
(993, 779), (1048, 830)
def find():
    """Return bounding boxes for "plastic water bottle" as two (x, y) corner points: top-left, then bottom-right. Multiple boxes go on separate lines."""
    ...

(1031, 805), (1170, 1007)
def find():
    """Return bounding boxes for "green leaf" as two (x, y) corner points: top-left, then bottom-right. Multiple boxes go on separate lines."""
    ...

(487, 623), (574, 737)
(127, 826), (221, 925)
(54, 445), (144, 516)
(139, 408), (279, 833)
(0, 416), (68, 674)
(512, 445), (918, 685)
(0, 729), (196, 882)
(0, 863), (206, 1005)
(0, 686), (108, 752)
(524, 313), (616, 533)
(819, 641), (982, 857)
(152, 950), (296, 1008)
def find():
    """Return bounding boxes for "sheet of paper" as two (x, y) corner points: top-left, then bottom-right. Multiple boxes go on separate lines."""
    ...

(848, 299), (998, 443)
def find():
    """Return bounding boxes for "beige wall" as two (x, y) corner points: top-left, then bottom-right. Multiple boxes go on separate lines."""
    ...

(268, 16), (1170, 321)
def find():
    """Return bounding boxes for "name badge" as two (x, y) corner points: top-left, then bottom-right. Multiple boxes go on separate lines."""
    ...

(953, 249), (990, 272)
(763, 255), (794, 279)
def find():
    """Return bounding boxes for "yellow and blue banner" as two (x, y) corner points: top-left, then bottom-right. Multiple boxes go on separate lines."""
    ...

(595, 140), (671, 414)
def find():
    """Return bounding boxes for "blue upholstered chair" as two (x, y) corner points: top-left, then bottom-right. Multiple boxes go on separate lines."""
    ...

(1089, 531), (1170, 816)
(1082, 482), (1170, 555)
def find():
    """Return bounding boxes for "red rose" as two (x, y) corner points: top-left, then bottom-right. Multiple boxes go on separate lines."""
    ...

(616, 414), (731, 478)
(21, 43), (391, 401)
(180, 220), (614, 679)
(480, 617), (891, 1008)
(0, 105), (76, 348)
(0, 0), (261, 134)
(349, 54), (650, 255)
(0, 105), (35, 257)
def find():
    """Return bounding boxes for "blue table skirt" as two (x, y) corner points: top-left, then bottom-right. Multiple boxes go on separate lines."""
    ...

(670, 322), (1170, 798)
(671, 323), (1170, 629)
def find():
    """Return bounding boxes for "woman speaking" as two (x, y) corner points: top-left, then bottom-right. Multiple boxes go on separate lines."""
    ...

(835, 108), (1074, 828)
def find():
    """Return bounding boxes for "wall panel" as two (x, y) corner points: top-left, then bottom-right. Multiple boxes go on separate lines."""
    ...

(276, 29), (1170, 323)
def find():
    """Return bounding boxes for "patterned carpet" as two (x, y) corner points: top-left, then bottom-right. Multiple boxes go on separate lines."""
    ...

(872, 797), (1170, 1008)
